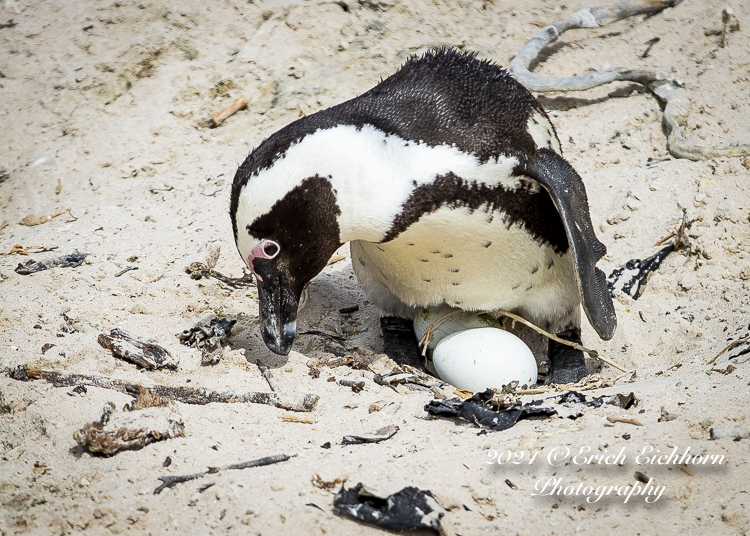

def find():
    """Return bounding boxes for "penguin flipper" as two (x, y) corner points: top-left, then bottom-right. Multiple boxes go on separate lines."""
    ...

(521, 148), (617, 341)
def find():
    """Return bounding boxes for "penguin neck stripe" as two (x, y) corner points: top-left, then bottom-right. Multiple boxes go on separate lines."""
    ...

(384, 172), (570, 254)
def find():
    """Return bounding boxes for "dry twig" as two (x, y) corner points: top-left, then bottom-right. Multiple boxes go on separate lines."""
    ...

(115, 266), (138, 277)
(2, 245), (58, 256)
(508, 0), (750, 161)
(282, 415), (315, 424)
(341, 425), (399, 445)
(417, 307), (629, 373)
(417, 309), (461, 355)
(210, 97), (249, 128)
(653, 210), (696, 248)
(607, 416), (644, 426)
(517, 372), (616, 394)
(154, 454), (290, 494)
(257, 362), (280, 392)
(11, 366), (319, 412)
(508, 0), (683, 92)
(706, 335), (750, 366)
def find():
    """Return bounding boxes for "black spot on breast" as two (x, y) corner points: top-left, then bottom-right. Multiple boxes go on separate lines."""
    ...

(483, 241), (492, 248)
(452, 282), (460, 286)
(377, 246), (385, 252)
(408, 243), (415, 246)
(531, 264), (539, 274)
(420, 259), (429, 263)
(359, 258), (366, 266)
(532, 117), (539, 125)
(525, 283), (534, 291)
(422, 279), (431, 283)
(375, 266), (389, 281)
(512, 283), (521, 290)
(431, 250), (441, 254)
(449, 268), (459, 273)
(443, 253), (453, 258)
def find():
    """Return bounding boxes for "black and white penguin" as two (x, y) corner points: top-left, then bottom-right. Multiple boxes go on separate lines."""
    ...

(230, 48), (616, 384)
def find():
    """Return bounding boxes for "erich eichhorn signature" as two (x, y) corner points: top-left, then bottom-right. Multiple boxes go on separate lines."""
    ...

(533, 476), (665, 503)
(485, 445), (726, 504)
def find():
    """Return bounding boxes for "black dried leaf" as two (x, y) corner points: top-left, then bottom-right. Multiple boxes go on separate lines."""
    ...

(607, 245), (673, 299)
(426, 389), (557, 432)
(333, 482), (443, 533)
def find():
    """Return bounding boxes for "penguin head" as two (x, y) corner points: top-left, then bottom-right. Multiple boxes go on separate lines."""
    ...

(233, 173), (342, 355)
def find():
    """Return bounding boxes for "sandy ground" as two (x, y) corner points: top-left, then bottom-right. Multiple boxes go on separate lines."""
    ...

(1, 0), (750, 534)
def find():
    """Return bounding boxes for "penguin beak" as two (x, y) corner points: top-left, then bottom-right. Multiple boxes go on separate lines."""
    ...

(255, 263), (299, 355)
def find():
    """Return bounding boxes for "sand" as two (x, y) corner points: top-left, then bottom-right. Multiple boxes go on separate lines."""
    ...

(1, 0), (749, 534)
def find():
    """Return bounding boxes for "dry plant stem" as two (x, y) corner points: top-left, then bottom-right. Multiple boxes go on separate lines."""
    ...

(655, 84), (750, 161)
(403, 365), (449, 386)
(115, 266), (138, 277)
(607, 416), (644, 426)
(154, 454), (290, 494)
(494, 309), (600, 356)
(516, 388), (551, 395)
(210, 97), (248, 127)
(2, 245), (58, 256)
(495, 309), (630, 373)
(706, 335), (750, 366)
(16, 367), (319, 412)
(417, 310), (461, 355)
(282, 415), (315, 424)
(417, 308), (629, 373)
(508, 0), (750, 161)
(257, 362), (280, 392)
(517, 376), (616, 394)
(613, 369), (637, 383)
(508, 0), (683, 92)
(653, 210), (693, 247)
(207, 270), (254, 288)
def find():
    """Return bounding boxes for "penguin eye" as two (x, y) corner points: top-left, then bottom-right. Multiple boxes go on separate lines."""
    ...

(260, 239), (280, 259)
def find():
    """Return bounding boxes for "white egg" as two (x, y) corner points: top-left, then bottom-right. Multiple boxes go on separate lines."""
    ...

(413, 305), (502, 355)
(432, 327), (538, 391)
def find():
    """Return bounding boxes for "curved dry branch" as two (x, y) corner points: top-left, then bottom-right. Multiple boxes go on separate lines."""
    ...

(508, 0), (750, 161)
(653, 84), (750, 161)
(508, 0), (683, 92)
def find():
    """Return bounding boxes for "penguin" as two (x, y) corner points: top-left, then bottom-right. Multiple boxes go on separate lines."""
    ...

(230, 47), (616, 384)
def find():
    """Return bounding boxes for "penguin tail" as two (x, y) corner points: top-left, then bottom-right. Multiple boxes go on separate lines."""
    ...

(521, 148), (617, 341)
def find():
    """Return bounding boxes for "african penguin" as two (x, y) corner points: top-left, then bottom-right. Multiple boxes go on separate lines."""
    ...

(230, 47), (616, 384)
